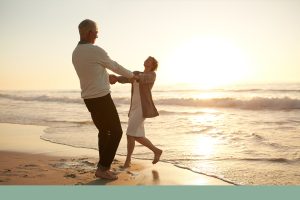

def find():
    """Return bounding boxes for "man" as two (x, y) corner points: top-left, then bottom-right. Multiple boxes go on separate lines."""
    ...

(72, 19), (134, 180)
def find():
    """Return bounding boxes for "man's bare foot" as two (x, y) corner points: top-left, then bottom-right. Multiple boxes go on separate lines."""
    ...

(95, 169), (118, 180)
(152, 149), (162, 164)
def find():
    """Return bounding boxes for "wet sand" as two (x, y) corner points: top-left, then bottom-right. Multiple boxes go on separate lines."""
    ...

(0, 123), (232, 185)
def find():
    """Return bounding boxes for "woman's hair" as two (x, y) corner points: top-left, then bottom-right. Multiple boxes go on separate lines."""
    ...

(149, 56), (158, 71)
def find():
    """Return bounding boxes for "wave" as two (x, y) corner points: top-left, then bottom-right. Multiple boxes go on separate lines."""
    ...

(240, 157), (300, 164)
(0, 93), (83, 104)
(45, 120), (128, 125)
(159, 110), (206, 115)
(173, 164), (239, 185)
(164, 156), (300, 164)
(152, 86), (300, 93)
(223, 89), (300, 93)
(45, 120), (94, 125)
(0, 93), (129, 105)
(154, 88), (300, 93)
(155, 97), (300, 110)
(251, 133), (293, 150)
(1, 92), (300, 110)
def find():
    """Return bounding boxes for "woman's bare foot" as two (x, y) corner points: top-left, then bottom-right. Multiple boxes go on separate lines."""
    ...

(152, 149), (162, 164)
(95, 169), (118, 180)
(123, 159), (131, 168)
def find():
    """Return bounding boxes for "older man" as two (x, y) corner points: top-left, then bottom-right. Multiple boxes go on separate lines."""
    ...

(72, 19), (134, 180)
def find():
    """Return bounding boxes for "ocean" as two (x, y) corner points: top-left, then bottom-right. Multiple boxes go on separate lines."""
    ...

(1, 83), (300, 185)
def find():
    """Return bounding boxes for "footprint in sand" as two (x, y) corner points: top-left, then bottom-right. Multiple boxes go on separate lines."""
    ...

(78, 157), (89, 161)
(81, 160), (95, 167)
(64, 173), (76, 178)
(126, 171), (139, 177)
(0, 178), (10, 183)
(3, 169), (12, 174)
(24, 164), (38, 168)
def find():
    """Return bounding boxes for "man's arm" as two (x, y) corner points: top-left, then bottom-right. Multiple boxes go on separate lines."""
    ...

(95, 46), (133, 78)
(117, 76), (133, 84)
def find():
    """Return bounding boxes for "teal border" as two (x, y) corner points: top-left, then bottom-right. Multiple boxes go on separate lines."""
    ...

(0, 186), (299, 200)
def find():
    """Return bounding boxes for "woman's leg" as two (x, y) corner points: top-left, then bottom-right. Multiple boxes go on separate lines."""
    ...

(124, 135), (135, 168)
(135, 137), (162, 164)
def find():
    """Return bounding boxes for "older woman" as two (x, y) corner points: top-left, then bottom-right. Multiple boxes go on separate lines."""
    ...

(117, 56), (162, 168)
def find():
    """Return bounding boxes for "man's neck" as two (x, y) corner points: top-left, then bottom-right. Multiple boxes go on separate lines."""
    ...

(78, 40), (91, 44)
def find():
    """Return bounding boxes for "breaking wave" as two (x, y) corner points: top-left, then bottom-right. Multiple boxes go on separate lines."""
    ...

(1, 93), (300, 110)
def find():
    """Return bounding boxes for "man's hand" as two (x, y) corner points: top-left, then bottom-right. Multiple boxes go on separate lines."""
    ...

(109, 74), (118, 84)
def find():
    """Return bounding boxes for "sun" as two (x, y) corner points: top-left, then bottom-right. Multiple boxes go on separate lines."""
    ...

(161, 36), (251, 88)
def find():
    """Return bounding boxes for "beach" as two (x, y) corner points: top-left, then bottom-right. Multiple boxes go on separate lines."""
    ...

(1, 85), (300, 185)
(0, 123), (231, 185)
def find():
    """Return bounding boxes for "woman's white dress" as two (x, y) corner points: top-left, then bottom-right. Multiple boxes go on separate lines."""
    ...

(126, 81), (145, 137)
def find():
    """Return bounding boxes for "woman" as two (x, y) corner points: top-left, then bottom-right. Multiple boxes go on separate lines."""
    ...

(117, 56), (162, 168)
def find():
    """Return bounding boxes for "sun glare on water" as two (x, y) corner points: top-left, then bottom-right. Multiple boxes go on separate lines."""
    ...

(161, 36), (251, 89)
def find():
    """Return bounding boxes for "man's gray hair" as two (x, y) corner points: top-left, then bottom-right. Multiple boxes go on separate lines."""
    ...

(78, 19), (97, 36)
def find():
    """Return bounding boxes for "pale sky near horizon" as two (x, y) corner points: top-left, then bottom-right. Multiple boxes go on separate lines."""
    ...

(0, 0), (299, 90)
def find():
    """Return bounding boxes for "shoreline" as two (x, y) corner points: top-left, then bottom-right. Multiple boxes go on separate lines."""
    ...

(0, 123), (232, 185)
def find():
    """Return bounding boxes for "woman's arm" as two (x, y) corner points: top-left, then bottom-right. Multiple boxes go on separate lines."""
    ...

(117, 76), (132, 84)
(136, 72), (156, 84)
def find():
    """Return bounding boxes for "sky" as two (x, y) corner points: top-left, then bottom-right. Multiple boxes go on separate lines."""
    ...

(0, 0), (299, 90)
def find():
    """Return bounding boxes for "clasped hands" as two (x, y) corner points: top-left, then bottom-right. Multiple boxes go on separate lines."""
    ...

(109, 71), (140, 85)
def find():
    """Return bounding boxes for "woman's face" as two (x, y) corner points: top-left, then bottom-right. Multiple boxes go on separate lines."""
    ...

(144, 57), (154, 71)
